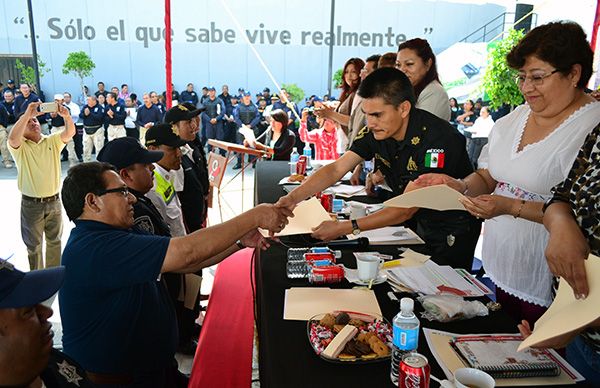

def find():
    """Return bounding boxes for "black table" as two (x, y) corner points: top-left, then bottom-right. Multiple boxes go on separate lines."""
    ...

(252, 161), (569, 388)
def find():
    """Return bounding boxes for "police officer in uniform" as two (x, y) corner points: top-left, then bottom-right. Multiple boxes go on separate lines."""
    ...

(105, 92), (127, 141)
(0, 259), (91, 387)
(180, 83), (199, 107)
(79, 96), (105, 162)
(200, 87), (226, 155)
(276, 68), (480, 270)
(233, 92), (260, 168)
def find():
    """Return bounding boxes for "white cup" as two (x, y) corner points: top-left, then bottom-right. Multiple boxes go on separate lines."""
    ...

(453, 368), (495, 388)
(350, 203), (367, 220)
(356, 255), (383, 281)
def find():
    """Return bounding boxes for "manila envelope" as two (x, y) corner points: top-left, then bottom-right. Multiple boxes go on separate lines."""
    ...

(519, 254), (600, 351)
(384, 184), (466, 211)
(260, 197), (331, 237)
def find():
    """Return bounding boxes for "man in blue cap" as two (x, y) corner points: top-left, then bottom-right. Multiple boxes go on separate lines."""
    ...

(0, 259), (91, 387)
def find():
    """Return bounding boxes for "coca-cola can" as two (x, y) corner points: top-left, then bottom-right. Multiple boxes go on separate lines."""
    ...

(308, 264), (344, 284)
(399, 352), (430, 388)
(296, 155), (308, 175)
(319, 190), (334, 212)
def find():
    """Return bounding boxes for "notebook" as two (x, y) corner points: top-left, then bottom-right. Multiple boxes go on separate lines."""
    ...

(451, 335), (560, 379)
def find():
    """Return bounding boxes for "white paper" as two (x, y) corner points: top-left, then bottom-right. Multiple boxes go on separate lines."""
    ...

(238, 125), (256, 147)
(327, 184), (366, 197)
(346, 226), (424, 245)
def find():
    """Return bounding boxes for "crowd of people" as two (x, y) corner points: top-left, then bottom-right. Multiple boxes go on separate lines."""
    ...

(1, 19), (600, 387)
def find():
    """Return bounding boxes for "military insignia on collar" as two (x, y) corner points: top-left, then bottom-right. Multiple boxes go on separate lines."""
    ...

(177, 105), (189, 111)
(0, 259), (14, 271)
(171, 124), (179, 136)
(411, 136), (420, 146)
(447, 234), (456, 247)
(56, 360), (83, 386)
(354, 125), (370, 141)
(406, 156), (418, 171)
(425, 149), (445, 168)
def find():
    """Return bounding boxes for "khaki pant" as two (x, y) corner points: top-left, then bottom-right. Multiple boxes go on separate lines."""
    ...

(83, 127), (105, 162)
(139, 126), (148, 147)
(21, 197), (63, 270)
(50, 126), (78, 166)
(0, 125), (13, 165)
(107, 124), (126, 142)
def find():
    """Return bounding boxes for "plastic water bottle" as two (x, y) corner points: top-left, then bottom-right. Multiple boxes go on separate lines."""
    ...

(390, 297), (420, 384)
(302, 143), (312, 170)
(289, 147), (300, 174)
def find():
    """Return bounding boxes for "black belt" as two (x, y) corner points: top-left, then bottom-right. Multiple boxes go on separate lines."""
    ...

(22, 194), (59, 203)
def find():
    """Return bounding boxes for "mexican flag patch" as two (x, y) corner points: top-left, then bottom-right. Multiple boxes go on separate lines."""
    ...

(425, 149), (445, 168)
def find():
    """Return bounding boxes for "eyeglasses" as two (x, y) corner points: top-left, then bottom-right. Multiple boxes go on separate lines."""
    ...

(97, 187), (130, 197)
(515, 69), (560, 88)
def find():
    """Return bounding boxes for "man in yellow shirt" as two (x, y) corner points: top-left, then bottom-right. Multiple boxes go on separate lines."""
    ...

(8, 101), (75, 269)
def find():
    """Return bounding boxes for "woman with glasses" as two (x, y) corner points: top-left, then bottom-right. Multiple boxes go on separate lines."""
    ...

(396, 38), (450, 121)
(415, 21), (600, 325)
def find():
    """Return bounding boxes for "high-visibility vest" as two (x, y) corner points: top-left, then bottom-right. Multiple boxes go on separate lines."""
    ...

(153, 170), (176, 205)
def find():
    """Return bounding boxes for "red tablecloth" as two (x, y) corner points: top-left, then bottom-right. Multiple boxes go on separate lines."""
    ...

(188, 248), (255, 387)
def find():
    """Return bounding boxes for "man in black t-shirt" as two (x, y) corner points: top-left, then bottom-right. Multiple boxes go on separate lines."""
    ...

(276, 68), (480, 269)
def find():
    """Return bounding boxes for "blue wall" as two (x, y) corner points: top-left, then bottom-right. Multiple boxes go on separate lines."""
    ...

(0, 0), (505, 101)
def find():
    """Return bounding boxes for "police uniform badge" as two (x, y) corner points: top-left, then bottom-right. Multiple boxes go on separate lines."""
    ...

(134, 215), (155, 234)
(406, 156), (418, 171)
(56, 360), (84, 386)
(411, 136), (420, 146)
(425, 149), (445, 168)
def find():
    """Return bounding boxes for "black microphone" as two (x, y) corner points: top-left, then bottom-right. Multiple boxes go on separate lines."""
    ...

(323, 237), (369, 250)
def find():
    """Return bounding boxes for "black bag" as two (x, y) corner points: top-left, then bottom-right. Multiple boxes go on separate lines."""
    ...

(84, 125), (101, 135)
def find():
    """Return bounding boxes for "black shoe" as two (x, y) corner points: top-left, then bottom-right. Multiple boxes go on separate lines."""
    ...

(232, 163), (242, 170)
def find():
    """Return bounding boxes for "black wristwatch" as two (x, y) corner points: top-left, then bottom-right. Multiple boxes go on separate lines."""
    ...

(351, 219), (361, 235)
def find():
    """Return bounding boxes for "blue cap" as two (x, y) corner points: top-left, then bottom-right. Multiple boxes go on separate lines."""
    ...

(243, 91), (251, 97)
(7, 79), (14, 84)
(97, 137), (163, 170)
(208, 86), (216, 91)
(313, 96), (323, 102)
(0, 258), (65, 309)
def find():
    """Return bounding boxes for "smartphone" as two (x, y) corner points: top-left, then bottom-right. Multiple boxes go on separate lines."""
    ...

(39, 102), (58, 113)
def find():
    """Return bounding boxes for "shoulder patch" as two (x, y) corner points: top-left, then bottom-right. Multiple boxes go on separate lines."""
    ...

(134, 215), (155, 234)
(353, 125), (370, 141)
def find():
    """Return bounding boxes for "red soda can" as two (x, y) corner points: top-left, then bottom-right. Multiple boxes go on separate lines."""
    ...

(308, 265), (344, 284)
(296, 155), (308, 175)
(320, 190), (334, 212)
(399, 353), (430, 388)
(304, 252), (336, 263)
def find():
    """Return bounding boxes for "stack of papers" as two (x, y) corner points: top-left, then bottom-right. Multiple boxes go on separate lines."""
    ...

(328, 184), (367, 198)
(385, 260), (492, 296)
(346, 226), (424, 245)
(283, 287), (381, 320)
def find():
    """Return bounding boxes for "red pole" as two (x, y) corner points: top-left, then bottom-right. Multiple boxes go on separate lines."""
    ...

(591, 0), (600, 50)
(165, 0), (173, 109)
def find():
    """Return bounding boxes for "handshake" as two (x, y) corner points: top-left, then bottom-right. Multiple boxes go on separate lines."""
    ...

(250, 201), (295, 236)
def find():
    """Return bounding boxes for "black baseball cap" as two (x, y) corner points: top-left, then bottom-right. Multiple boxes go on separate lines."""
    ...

(7, 79), (14, 84)
(164, 103), (204, 124)
(145, 123), (187, 148)
(263, 87), (270, 93)
(0, 259), (65, 309)
(97, 137), (163, 170)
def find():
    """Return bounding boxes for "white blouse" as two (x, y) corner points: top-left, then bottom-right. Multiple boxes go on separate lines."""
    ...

(478, 102), (600, 306)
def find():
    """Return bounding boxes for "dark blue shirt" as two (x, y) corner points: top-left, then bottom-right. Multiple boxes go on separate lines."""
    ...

(180, 90), (199, 106)
(233, 102), (260, 128)
(105, 102), (127, 125)
(135, 104), (163, 127)
(14, 92), (40, 117)
(79, 104), (104, 127)
(59, 220), (177, 374)
(0, 100), (15, 124)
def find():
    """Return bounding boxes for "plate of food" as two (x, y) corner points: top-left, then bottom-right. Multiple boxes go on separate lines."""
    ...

(279, 174), (305, 185)
(307, 311), (392, 363)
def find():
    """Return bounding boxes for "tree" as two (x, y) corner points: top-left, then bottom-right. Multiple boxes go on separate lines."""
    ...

(482, 28), (525, 110)
(15, 56), (50, 91)
(333, 68), (343, 89)
(281, 83), (305, 103)
(62, 51), (95, 98)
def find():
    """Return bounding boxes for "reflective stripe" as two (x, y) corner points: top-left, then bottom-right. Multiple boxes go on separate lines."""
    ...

(153, 170), (176, 205)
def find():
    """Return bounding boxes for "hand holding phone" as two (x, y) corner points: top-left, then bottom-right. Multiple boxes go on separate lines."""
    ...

(39, 102), (58, 113)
